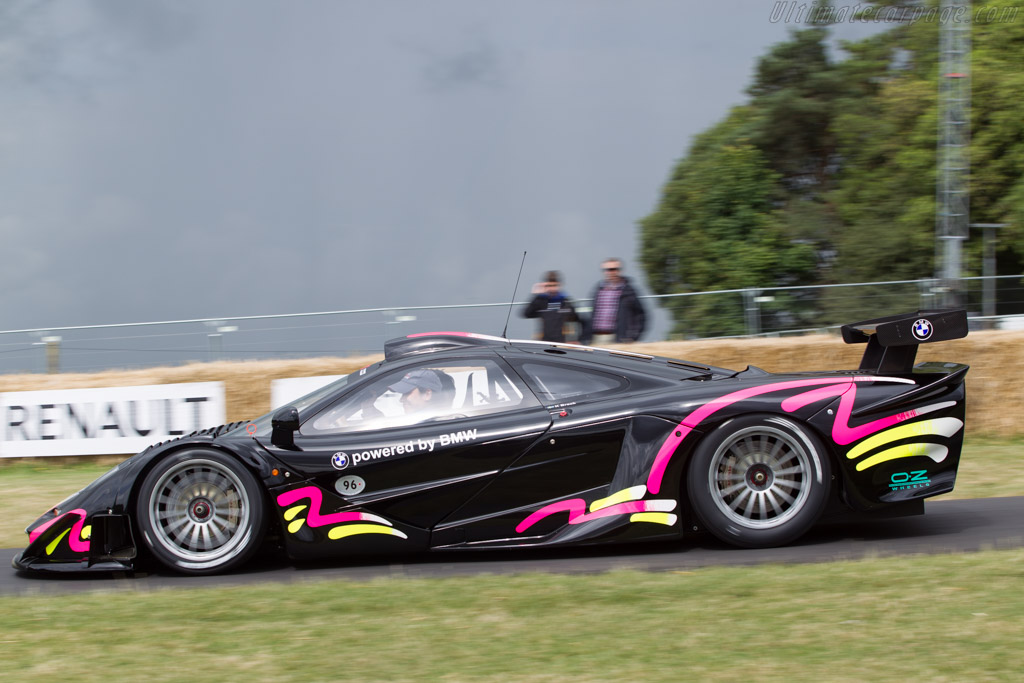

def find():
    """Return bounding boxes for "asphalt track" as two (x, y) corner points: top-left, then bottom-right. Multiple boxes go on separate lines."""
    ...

(4, 496), (1023, 596)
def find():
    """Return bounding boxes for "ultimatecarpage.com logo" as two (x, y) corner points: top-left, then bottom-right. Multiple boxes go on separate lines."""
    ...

(769, 2), (1020, 25)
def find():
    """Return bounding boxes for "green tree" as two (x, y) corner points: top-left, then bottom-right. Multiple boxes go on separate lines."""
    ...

(970, 2), (1024, 263)
(641, 0), (1024, 334)
(746, 26), (846, 193)
(640, 112), (817, 337)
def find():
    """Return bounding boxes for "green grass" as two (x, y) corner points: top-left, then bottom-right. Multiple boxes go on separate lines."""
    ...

(2, 551), (1023, 681)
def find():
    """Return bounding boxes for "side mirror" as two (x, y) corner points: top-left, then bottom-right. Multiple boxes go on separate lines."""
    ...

(271, 406), (300, 449)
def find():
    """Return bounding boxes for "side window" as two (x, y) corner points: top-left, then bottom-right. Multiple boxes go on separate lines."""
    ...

(518, 362), (626, 403)
(304, 358), (539, 434)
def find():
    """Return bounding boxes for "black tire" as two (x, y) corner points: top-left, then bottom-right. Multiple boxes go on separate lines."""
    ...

(136, 449), (265, 575)
(686, 415), (831, 549)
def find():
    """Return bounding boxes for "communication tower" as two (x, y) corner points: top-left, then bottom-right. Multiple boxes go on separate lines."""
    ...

(935, 0), (971, 307)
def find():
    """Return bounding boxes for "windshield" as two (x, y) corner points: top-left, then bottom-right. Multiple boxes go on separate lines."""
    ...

(247, 362), (383, 436)
(289, 375), (352, 413)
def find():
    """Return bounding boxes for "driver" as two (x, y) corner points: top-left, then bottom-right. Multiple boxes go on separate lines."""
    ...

(388, 369), (446, 415)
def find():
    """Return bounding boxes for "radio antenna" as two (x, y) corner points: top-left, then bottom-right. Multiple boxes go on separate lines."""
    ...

(501, 251), (527, 339)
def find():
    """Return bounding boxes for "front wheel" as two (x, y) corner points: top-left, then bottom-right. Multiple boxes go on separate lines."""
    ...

(686, 416), (831, 548)
(136, 449), (265, 574)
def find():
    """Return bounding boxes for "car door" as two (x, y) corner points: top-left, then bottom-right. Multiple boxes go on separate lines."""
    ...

(263, 353), (552, 530)
(431, 355), (636, 546)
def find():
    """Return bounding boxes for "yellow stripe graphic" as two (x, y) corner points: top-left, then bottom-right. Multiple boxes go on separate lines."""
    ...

(46, 529), (70, 556)
(629, 513), (678, 526)
(284, 505), (307, 521)
(847, 418), (963, 460)
(855, 443), (949, 471)
(590, 485), (647, 512)
(287, 518), (306, 534)
(327, 524), (409, 540)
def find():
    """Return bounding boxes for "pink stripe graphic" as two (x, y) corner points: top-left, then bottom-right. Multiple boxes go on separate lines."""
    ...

(276, 487), (366, 528)
(780, 383), (850, 412)
(777, 379), (920, 444)
(516, 499), (669, 533)
(646, 376), (920, 493)
(828, 390), (918, 445)
(28, 509), (90, 553)
(67, 511), (90, 553)
(515, 499), (585, 533)
(28, 514), (63, 544)
(646, 378), (852, 494)
(407, 331), (472, 338)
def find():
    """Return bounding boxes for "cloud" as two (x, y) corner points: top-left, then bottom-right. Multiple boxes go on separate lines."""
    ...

(410, 31), (508, 92)
(89, 0), (195, 52)
(0, 0), (65, 85)
(0, 215), (47, 286)
(0, 0), (195, 92)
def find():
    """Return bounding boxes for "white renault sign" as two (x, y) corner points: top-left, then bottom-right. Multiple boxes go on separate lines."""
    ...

(0, 382), (225, 458)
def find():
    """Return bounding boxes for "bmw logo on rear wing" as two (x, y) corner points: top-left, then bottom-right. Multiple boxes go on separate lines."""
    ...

(840, 309), (968, 374)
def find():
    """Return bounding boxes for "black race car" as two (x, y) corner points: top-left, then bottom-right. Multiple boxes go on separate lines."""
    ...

(14, 310), (969, 575)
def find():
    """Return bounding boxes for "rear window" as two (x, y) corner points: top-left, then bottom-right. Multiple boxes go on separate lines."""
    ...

(518, 362), (627, 403)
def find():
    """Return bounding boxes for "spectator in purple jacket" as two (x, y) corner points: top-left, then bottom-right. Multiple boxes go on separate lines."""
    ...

(581, 258), (646, 345)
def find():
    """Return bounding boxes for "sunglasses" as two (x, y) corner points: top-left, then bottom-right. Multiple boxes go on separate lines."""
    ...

(603, 267), (620, 272)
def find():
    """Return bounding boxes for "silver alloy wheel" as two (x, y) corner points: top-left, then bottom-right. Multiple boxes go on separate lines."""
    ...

(706, 424), (814, 530)
(146, 458), (251, 564)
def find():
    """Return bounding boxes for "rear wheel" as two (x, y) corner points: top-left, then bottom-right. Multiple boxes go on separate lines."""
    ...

(686, 416), (830, 548)
(136, 449), (265, 574)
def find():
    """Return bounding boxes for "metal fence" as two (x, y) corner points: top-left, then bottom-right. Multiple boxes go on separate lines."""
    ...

(2, 275), (1023, 374)
(653, 274), (1024, 339)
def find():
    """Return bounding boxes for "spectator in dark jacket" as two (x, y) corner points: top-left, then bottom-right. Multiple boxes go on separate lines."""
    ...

(581, 258), (646, 345)
(522, 270), (580, 343)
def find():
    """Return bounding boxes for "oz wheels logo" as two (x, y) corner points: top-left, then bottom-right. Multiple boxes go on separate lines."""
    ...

(331, 452), (350, 470)
(890, 470), (929, 491)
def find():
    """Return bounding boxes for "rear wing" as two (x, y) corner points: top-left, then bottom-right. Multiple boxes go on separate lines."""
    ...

(841, 309), (968, 374)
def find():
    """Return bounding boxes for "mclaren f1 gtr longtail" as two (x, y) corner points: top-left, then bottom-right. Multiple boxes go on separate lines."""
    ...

(14, 310), (969, 575)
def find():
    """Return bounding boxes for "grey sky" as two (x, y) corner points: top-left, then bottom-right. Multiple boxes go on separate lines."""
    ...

(0, 1), (868, 345)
